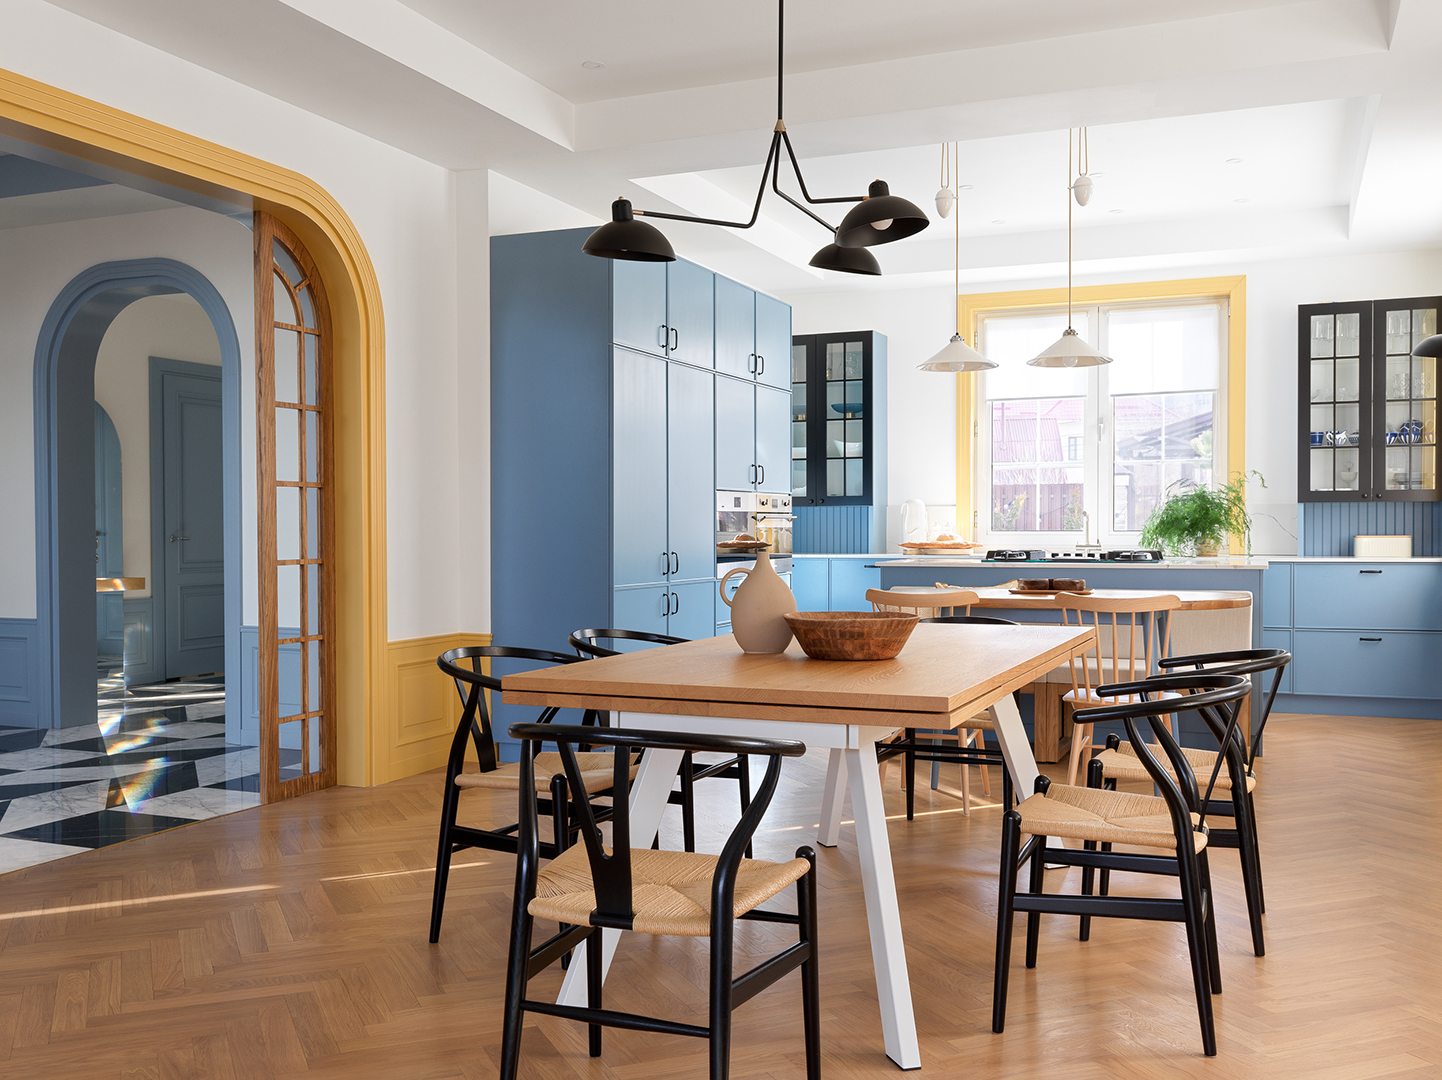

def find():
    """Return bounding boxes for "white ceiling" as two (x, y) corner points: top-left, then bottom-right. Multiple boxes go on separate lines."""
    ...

(35, 0), (1442, 293)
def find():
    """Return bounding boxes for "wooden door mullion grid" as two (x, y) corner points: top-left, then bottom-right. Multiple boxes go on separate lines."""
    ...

(256, 212), (337, 802)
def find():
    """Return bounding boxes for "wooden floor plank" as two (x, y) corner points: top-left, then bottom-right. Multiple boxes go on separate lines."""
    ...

(0, 712), (1438, 1078)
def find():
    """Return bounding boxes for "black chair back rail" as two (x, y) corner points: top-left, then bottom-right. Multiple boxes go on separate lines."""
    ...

(500, 723), (819, 1080)
(1156, 647), (1292, 768)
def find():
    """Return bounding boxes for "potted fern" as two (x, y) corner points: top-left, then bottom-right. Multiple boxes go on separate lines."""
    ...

(1138, 471), (1265, 557)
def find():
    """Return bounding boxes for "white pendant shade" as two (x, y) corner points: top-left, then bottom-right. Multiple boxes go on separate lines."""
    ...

(1071, 174), (1093, 206)
(1027, 326), (1112, 368)
(919, 334), (997, 372)
(935, 187), (955, 218)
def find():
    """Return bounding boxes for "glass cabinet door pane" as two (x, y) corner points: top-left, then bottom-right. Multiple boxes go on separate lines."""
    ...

(1310, 314), (1334, 358)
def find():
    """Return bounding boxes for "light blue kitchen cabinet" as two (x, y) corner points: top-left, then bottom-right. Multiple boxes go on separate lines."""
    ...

(1292, 629), (1442, 699)
(612, 585), (669, 641)
(1261, 562), (1292, 628)
(829, 559), (881, 611)
(715, 275), (755, 380)
(613, 348), (670, 587)
(715, 374), (757, 490)
(668, 580), (716, 641)
(1260, 630), (1293, 693)
(611, 260), (667, 358)
(1293, 562), (1442, 631)
(667, 362), (715, 581)
(754, 291), (792, 391)
(791, 558), (829, 611)
(666, 259), (714, 370)
(755, 385), (792, 491)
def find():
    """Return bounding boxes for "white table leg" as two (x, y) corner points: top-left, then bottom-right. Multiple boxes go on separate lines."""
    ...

(988, 690), (1040, 798)
(556, 745), (684, 1006)
(817, 747), (848, 847)
(845, 742), (921, 1070)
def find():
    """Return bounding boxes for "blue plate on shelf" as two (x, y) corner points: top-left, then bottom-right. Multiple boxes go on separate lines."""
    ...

(830, 403), (864, 417)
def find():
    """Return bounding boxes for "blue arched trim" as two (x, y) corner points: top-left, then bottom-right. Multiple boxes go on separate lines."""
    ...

(33, 258), (242, 727)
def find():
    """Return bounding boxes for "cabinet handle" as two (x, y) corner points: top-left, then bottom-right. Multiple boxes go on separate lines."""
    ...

(671, 551), (679, 574)
(748, 353), (756, 374)
(662, 591), (671, 616)
(757, 354), (764, 376)
(671, 591), (679, 614)
(659, 324), (669, 349)
(169, 534), (190, 542)
(661, 551), (670, 576)
(1359, 569), (1383, 574)
(670, 327), (679, 351)
(1359, 636), (1382, 642)
(757, 464), (765, 485)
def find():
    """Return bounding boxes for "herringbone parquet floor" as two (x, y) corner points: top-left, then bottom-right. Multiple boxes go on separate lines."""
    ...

(1, 713), (1439, 1079)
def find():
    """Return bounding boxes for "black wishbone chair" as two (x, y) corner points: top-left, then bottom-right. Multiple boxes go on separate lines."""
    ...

(500, 724), (819, 1080)
(429, 646), (623, 943)
(992, 673), (1251, 1057)
(568, 628), (753, 855)
(1091, 647), (1291, 956)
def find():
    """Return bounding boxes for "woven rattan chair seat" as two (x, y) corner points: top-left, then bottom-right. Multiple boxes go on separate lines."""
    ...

(1095, 743), (1256, 793)
(1017, 783), (1206, 851)
(529, 845), (810, 937)
(454, 752), (637, 795)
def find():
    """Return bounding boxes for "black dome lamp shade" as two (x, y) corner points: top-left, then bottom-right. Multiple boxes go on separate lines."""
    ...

(581, 198), (675, 262)
(836, 180), (930, 249)
(580, 1), (927, 274)
(1411, 333), (1442, 357)
(809, 240), (881, 275)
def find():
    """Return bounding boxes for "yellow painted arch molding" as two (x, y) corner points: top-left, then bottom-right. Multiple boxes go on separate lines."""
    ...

(0, 66), (386, 787)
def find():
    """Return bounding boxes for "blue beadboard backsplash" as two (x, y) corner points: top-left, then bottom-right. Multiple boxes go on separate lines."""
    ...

(1300, 502), (1441, 556)
(793, 504), (874, 553)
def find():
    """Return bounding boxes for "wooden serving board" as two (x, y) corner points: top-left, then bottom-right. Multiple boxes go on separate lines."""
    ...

(1007, 588), (1094, 596)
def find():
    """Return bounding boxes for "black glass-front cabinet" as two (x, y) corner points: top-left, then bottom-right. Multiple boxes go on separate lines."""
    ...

(1299, 297), (1439, 502)
(790, 331), (885, 506)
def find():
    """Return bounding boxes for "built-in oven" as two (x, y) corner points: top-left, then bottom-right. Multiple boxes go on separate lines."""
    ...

(716, 490), (793, 577)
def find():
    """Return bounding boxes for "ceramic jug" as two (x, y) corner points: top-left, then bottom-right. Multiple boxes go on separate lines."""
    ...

(719, 551), (797, 653)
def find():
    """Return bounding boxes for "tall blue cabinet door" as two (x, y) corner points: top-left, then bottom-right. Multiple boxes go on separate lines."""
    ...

(667, 363), (715, 581)
(754, 292), (792, 391)
(613, 348), (670, 586)
(613, 586), (669, 640)
(667, 580), (716, 641)
(791, 558), (829, 611)
(754, 385), (791, 492)
(612, 260), (668, 358)
(714, 276), (756, 380)
(715, 375), (756, 490)
(666, 260), (714, 369)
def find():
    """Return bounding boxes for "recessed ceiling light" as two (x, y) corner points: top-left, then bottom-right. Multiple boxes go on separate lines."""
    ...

(581, 60), (605, 69)
(1234, 197), (1249, 203)
(992, 219), (1005, 224)
(1226, 158), (1243, 164)
(1109, 209), (1124, 214)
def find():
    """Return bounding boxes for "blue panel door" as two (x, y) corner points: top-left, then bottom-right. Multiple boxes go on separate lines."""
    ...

(612, 260), (668, 357)
(95, 403), (124, 659)
(715, 375), (756, 490)
(613, 585), (669, 640)
(754, 385), (791, 493)
(667, 363), (715, 582)
(714, 276), (756, 380)
(1293, 562), (1442, 630)
(754, 292), (791, 391)
(666, 260), (714, 369)
(791, 558), (829, 611)
(829, 559), (881, 611)
(162, 369), (225, 676)
(667, 580), (715, 641)
(614, 348), (670, 587)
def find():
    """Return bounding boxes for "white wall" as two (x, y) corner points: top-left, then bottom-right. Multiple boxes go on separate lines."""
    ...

(784, 248), (1442, 555)
(93, 292), (223, 597)
(0, 205), (252, 620)
(1, 0), (474, 639)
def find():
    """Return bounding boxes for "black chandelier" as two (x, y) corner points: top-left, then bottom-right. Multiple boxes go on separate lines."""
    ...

(581, 0), (929, 274)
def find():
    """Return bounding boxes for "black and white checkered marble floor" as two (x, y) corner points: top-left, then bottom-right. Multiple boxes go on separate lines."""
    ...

(0, 672), (262, 875)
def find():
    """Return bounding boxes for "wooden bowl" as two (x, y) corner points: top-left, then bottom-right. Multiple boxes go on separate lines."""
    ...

(783, 611), (919, 661)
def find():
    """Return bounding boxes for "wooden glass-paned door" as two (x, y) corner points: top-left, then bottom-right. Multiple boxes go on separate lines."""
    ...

(255, 213), (336, 801)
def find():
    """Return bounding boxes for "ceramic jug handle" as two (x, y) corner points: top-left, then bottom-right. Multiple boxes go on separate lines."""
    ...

(719, 566), (749, 608)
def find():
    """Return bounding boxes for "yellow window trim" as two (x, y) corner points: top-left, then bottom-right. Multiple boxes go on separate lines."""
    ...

(955, 276), (1246, 550)
(0, 65), (387, 786)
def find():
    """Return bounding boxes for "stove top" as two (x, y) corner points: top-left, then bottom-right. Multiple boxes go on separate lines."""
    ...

(984, 548), (1166, 564)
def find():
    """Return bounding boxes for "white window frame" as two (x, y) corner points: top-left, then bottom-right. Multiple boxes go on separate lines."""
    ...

(975, 297), (1229, 550)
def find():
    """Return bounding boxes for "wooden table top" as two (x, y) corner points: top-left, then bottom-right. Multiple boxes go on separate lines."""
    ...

(905, 585), (1253, 611)
(503, 622), (1095, 728)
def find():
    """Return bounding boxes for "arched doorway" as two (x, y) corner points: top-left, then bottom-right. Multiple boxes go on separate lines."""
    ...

(33, 259), (242, 729)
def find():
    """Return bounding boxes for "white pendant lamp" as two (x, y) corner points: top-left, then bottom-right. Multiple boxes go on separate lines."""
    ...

(935, 141), (955, 218)
(1030, 127), (1112, 368)
(920, 143), (996, 374)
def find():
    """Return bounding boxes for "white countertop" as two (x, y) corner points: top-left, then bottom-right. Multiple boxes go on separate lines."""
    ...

(797, 553), (1441, 565)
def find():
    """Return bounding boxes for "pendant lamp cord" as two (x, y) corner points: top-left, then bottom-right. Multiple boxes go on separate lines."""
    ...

(1067, 128), (1074, 331)
(778, 0), (784, 120)
(940, 141), (950, 190)
(954, 142), (961, 335)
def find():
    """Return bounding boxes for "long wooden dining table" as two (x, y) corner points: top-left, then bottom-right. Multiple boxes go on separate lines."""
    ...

(504, 620), (1095, 1069)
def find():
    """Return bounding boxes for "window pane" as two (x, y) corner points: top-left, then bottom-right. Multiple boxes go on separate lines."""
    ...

(1112, 392), (1214, 532)
(991, 398), (1084, 532)
(1106, 304), (1219, 395)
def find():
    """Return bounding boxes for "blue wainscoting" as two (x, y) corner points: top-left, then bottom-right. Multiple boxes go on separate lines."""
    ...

(793, 505), (874, 553)
(1300, 502), (1441, 556)
(121, 597), (159, 686)
(0, 618), (41, 727)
